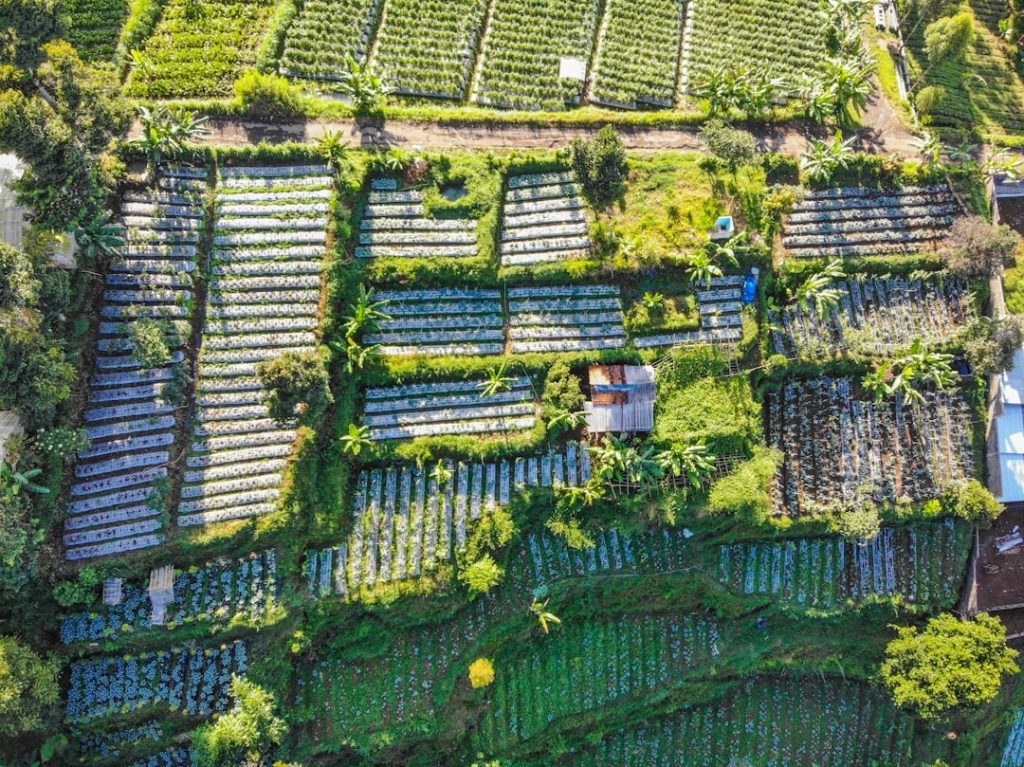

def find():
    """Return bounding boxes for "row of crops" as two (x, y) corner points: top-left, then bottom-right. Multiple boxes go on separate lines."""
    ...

(769, 275), (975, 358)
(279, 0), (382, 83)
(66, 640), (248, 723)
(357, 179), (480, 259)
(63, 169), (206, 562)
(304, 443), (592, 597)
(62, 0), (128, 61)
(60, 550), (279, 643)
(558, 675), (915, 767)
(782, 185), (958, 259)
(475, 614), (721, 752)
(633, 276), (744, 348)
(180, 164), (332, 527)
(766, 377), (976, 516)
(126, 0), (278, 97)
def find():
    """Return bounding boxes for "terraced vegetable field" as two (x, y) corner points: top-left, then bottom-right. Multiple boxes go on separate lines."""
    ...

(500, 171), (590, 266)
(590, 0), (685, 109)
(279, 0), (382, 83)
(1003, 708), (1024, 767)
(66, 640), (248, 722)
(126, 0), (278, 97)
(357, 179), (480, 259)
(508, 285), (626, 353)
(557, 675), (914, 767)
(766, 377), (975, 516)
(63, 168), (206, 562)
(372, 0), (488, 99)
(633, 275), (744, 348)
(180, 164), (332, 528)
(362, 377), (537, 440)
(684, 0), (828, 93)
(770, 275), (975, 358)
(474, 0), (602, 110)
(475, 613), (721, 753)
(782, 185), (958, 259)
(305, 443), (591, 597)
(718, 519), (971, 609)
(62, 0), (128, 60)
(60, 550), (279, 643)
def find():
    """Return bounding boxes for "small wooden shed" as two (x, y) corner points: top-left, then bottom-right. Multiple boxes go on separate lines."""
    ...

(584, 364), (656, 434)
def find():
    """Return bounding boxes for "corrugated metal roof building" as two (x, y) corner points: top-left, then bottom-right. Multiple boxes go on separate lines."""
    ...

(989, 347), (1024, 506)
(584, 364), (657, 434)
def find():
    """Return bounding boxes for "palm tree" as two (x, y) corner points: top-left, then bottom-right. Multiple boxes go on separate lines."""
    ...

(430, 460), (452, 485)
(656, 442), (716, 495)
(983, 151), (1024, 184)
(681, 249), (723, 288)
(530, 599), (562, 634)
(547, 408), (587, 434)
(480, 361), (516, 398)
(559, 481), (604, 510)
(862, 338), (957, 406)
(340, 55), (387, 112)
(317, 130), (351, 172)
(0, 464), (49, 495)
(342, 337), (379, 374)
(800, 132), (857, 183)
(911, 131), (943, 167)
(343, 285), (391, 339)
(792, 258), (845, 318)
(339, 423), (372, 456)
(73, 212), (124, 267)
(825, 54), (874, 125)
(132, 106), (209, 175)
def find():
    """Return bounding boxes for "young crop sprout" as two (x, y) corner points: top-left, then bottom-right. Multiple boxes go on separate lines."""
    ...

(480, 361), (516, 398)
(340, 424), (372, 456)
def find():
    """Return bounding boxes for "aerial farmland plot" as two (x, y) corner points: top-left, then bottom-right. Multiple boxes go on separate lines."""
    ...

(6, 0), (1024, 765)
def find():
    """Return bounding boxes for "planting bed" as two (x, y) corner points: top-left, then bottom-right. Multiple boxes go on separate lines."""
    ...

(590, 0), (685, 109)
(558, 675), (914, 767)
(66, 640), (248, 722)
(371, 0), (489, 100)
(304, 442), (592, 597)
(179, 164), (332, 528)
(63, 168), (206, 562)
(499, 171), (590, 266)
(126, 0), (277, 97)
(475, 613), (720, 753)
(507, 285), (626, 353)
(782, 185), (959, 259)
(474, 0), (602, 110)
(361, 377), (537, 440)
(365, 287), (504, 356)
(766, 377), (975, 516)
(126, 748), (191, 767)
(684, 0), (829, 94)
(769, 275), (975, 357)
(62, 0), (128, 61)
(634, 275), (743, 348)
(357, 179), (479, 259)
(60, 550), (279, 643)
(717, 520), (971, 609)
(1003, 708), (1024, 767)
(279, 0), (382, 83)
(76, 720), (163, 761)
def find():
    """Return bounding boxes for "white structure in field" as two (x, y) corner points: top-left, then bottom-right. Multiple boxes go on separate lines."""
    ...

(585, 364), (657, 434)
(990, 347), (1024, 506)
(559, 57), (587, 81)
(0, 154), (27, 249)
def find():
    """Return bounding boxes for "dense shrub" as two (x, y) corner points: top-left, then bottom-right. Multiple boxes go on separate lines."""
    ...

(459, 555), (504, 595)
(192, 678), (286, 767)
(0, 635), (59, 736)
(571, 125), (628, 208)
(257, 349), (333, 424)
(956, 316), (1024, 376)
(707, 446), (782, 523)
(233, 70), (307, 119)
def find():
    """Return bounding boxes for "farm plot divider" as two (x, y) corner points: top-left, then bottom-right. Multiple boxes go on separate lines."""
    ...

(305, 442), (592, 598)
(63, 168), (208, 562)
(178, 164), (333, 528)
